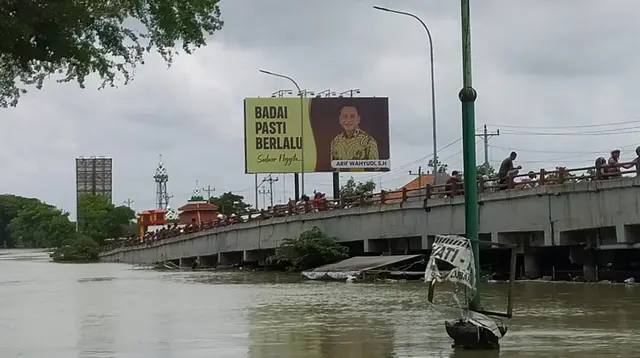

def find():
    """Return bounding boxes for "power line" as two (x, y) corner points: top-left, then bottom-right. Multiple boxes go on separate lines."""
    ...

(500, 126), (640, 136)
(486, 119), (640, 130)
(491, 142), (640, 165)
(475, 125), (499, 166)
(358, 136), (465, 182)
(491, 143), (638, 155)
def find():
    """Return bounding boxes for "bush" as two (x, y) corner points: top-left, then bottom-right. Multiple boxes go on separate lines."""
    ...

(50, 235), (100, 263)
(268, 227), (350, 272)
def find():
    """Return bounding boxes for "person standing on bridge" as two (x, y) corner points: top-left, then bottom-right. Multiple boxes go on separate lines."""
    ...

(498, 151), (522, 190)
(607, 149), (623, 179)
(620, 146), (640, 176)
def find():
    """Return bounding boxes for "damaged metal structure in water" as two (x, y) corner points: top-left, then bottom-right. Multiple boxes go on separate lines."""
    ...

(302, 254), (427, 281)
(425, 235), (517, 350)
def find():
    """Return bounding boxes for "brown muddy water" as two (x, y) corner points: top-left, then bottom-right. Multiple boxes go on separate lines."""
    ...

(0, 249), (638, 357)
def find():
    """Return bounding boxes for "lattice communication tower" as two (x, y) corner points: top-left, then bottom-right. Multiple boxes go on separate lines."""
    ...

(154, 155), (171, 210)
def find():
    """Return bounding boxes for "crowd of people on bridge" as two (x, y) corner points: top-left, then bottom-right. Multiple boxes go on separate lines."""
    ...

(444, 147), (640, 197)
(102, 194), (335, 251)
(102, 148), (640, 251)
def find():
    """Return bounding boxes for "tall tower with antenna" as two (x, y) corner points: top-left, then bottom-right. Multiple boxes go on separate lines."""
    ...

(154, 154), (171, 210)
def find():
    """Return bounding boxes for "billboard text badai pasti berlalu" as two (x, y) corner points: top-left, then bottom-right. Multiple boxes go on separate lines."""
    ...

(244, 97), (390, 173)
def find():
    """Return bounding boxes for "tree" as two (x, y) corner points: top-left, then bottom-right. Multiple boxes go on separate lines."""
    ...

(268, 227), (350, 272)
(340, 177), (376, 199)
(50, 234), (100, 263)
(428, 157), (448, 173)
(208, 192), (251, 216)
(0, 0), (224, 107)
(477, 163), (496, 177)
(0, 194), (40, 247)
(8, 201), (75, 248)
(77, 194), (135, 244)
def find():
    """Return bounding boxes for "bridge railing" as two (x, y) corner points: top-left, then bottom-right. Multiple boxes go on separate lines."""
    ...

(100, 161), (638, 252)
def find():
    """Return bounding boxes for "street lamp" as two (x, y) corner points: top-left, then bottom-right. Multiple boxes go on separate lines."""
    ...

(259, 70), (306, 199)
(373, 5), (439, 174)
(271, 89), (293, 98)
(339, 89), (360, 97)
(316, 89), (336, 97)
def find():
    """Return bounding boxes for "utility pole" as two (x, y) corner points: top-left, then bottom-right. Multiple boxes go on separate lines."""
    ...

(258, 186), (270, 209)
(123, 198), (134, 208)
(202, 185), (215, 200)
(268, 88), (297, 202)
(254, 174), (259, 210)
(261, 174), (279, 208)
(475, 125), (500, 166)
(409, 166), (424, 188)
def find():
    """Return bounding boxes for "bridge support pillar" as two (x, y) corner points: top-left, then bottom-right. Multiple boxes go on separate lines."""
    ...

(422, 235), (434, 250)
(523, 248), (541, 279)
(583, 261), (597, 282)
(616, 224), (630, 243)
(198, 255), (217, 268)
(569, 246), (598, 281)
(243, 249), (270, 265)
(363, 239), (388, 254)
(544, 226), (559, 246)
(179, 257), (196, 268)
(218, 251), (242, 266)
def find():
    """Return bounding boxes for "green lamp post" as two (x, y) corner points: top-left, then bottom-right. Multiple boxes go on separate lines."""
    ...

(459, 0), (481, 312)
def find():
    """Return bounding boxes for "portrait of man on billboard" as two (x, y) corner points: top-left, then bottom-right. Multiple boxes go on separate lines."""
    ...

(330, 105), (380, 161)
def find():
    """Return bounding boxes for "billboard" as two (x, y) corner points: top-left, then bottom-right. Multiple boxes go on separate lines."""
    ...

(76, 156), (113, 206)
(244, 97), (390, 173)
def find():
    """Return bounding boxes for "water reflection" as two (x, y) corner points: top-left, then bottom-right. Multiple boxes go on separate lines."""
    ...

(247, 306), (394, 358)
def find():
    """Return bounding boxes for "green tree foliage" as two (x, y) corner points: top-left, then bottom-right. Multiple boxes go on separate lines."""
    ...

(268, 227), (350, 272)
(476, 163), (496, 177)
(77, 194), (136, 244)
(208, 192), (251, 216)
(428, 157), (449, 173)
(340, 177), (376, 198)
(50, 234), (100, 263)
(0, 194), (40, 247)
(0, 0), (224, 107)
(7, 200), (75, 248)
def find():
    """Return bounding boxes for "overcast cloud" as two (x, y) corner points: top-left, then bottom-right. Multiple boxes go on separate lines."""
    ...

(2, 0), (640, 217)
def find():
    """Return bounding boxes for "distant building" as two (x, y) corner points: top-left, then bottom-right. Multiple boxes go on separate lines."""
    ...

(178, 185), (219, 225)
(384, 173), (451, 203)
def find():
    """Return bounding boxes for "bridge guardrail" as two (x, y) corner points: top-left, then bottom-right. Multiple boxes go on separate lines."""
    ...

(100, 161), (638, 253)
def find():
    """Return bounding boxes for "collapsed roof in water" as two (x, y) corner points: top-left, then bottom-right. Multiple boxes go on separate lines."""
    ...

(302, 254), (426, 281)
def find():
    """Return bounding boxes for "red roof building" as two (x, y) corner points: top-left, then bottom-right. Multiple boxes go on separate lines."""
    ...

(178, 183), (219, 225)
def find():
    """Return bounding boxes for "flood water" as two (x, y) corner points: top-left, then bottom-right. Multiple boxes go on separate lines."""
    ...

(0, 250), (638, 358)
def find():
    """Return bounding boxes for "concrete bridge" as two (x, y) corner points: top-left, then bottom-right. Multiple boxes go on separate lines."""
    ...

(101, 177), (640, 278)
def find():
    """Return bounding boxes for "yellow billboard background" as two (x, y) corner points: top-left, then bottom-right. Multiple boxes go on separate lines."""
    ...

(244, 98), (317, 173)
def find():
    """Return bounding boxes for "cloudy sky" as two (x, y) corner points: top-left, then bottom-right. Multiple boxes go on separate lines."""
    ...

(2, 0), (640, 218)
